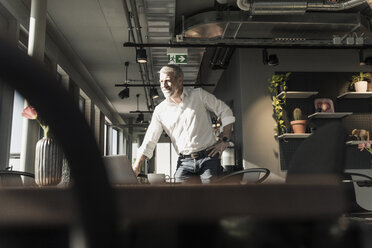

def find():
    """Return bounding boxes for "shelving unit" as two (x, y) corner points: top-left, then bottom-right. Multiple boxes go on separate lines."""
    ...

(337, 92), (372, 99)
(308, 112), (353, 119)
(278, 133), (312, 139)
(277, 91), (318, 99)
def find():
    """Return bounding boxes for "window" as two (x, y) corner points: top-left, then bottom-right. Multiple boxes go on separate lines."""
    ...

(104, 123), (108, 155)
(79, 96), (85, 115)
(155, 142), (178, 178)
(18, 25), (28, 52)
(9, 91), (24, 170)
(132, 142), (138, 165)
(112, 128), (118, 155)
(79, 89), (91, 125)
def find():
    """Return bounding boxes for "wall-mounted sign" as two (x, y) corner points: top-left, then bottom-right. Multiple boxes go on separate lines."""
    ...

(167, 48), (188, 64)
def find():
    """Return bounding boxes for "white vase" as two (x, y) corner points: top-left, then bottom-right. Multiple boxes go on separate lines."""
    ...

(34, 137), (63, 186)
(354, 81), (368, 92)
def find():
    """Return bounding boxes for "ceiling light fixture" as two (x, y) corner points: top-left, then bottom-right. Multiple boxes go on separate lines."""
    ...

(136, 113), (144, 123)
(134, 94), (145, 123)
(136, 48), (147, 63)
(118, 61), (130, 99)
(118, 87), (129, 99)
(150, 87), (159, 99)
(263, 48), (279, 66)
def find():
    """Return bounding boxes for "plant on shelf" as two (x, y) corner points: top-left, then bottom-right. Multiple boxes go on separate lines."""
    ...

(358, 141), (372, 154)
(350, 72), (371, 92)
(290, 107), (307, 134)
(268, 72), (291, 134)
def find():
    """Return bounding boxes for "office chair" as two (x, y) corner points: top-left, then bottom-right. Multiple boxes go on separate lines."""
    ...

(216, 168), (270, 184)
(285, 121), (372, 214)
(286, 121), (345, 183)
(342, 172), (372, 214)
(0, 170), (35, 187)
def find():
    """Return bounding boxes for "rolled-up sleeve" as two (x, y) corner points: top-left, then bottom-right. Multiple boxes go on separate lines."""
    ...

(200, 88), (235, 127)
(137, 111), (163, 159)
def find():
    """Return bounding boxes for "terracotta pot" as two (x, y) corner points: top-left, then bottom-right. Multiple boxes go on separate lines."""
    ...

(354, 81), (368, 92)
(290, 120), (307, 134)
(35, 137), (63, 186)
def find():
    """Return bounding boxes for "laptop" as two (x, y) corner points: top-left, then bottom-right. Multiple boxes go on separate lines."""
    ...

(102, 155), (139, 185)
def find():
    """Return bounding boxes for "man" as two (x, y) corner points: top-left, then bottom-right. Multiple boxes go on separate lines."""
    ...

(132, 64), (235, 183)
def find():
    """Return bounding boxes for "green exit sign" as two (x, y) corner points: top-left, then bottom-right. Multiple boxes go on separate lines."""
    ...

(168, 54), (188, 64)
(167, 48), (188, 64)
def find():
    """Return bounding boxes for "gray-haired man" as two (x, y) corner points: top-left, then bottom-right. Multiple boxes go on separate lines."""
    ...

(133, 64), (235, 183)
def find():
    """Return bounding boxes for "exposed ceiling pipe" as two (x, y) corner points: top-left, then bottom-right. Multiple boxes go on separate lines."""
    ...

(121, 0), (136, 43)
(308, 0), (366, 11)
(128, 0), (154, 111)
(236, 0), (366, 14)
(122, 0), (153, 111)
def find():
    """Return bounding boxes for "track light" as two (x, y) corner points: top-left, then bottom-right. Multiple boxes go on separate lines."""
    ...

(136, 48), (147, 63)
(118, 87), (129, 99)
(150, 88), (159, 99)
(263, 49), (279, 66)
(136, 113), (144, 123)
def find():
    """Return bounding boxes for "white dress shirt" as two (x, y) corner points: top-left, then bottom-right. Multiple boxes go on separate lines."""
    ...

(137, 88), (235, 159)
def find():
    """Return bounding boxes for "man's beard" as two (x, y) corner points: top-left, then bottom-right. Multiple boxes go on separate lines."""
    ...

(161, 88), (172, 98)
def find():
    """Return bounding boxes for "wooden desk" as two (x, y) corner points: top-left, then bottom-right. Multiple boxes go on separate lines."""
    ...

(0, 183), (346, 226)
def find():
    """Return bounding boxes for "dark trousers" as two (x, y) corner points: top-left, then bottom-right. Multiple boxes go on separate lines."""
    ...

(175, 154), (222, 184)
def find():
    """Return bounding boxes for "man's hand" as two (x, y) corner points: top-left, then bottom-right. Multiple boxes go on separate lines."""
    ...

(132, 164), (140, 176)
(132, 155), (147, 176)
(207, 140), (230, 158)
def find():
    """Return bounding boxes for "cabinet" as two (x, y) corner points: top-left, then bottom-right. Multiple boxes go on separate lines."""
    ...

(276, 72), (372, 170)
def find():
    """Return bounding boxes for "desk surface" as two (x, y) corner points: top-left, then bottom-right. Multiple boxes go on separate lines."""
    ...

(0, 183), (348, 227)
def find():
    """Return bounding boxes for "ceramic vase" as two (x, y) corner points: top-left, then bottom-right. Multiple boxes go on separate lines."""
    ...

(354, 81), (368, 92)
(34, 137), (63, 186)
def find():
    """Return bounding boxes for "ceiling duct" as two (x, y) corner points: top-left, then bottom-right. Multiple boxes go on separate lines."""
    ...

(236, 0), (366, 14)
(183, 11), (369, 43)
(366, 0), (372, 10)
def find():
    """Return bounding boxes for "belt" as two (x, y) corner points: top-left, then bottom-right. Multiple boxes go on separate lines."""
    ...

(179, 149), (210, 159)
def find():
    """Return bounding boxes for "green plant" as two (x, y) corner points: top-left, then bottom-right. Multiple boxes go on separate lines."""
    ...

(350, 72), (371, 86)
(268, 72), (291, 133)
(293, 107), (303, 120)
(268, 73), (290, 95)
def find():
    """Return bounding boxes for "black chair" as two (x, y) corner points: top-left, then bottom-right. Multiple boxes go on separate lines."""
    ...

(285, 121), (372, 214)
(0, 170), (35, 187)
(286, 121), (346, 183)
(216, 168), (270, 184)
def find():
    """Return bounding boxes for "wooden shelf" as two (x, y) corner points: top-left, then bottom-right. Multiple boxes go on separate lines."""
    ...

(337, 92), (372, 99)
(308, 112), (353, 119)
(278, 133), (312, 139)
(346, 140), (369, 145)
(277, 91), (319, 99)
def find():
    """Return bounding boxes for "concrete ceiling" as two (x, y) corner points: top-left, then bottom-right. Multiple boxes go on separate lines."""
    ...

(45, 0), (372, 125)
(47, 0), (151, 122)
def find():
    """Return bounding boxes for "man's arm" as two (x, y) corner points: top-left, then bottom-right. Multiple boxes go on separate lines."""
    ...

(207, 123), (233, 158)
(133, 110), (163, 176)
(132, 154), (148, 176)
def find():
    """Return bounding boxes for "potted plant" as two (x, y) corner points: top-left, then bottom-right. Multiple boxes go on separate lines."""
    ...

(268, 72), (291, 134)
(290, 108), (307, 134)
(350, 72), (371, 92)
